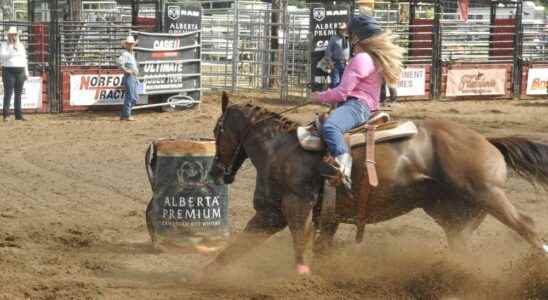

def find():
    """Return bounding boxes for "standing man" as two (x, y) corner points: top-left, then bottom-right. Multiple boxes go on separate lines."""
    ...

(1, 26), (29, 122)
(118, 35), (139, 121)
(325, 23), (350, 88)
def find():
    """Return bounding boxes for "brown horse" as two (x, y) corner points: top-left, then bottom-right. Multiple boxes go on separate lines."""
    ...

(207, 92), (548, 275)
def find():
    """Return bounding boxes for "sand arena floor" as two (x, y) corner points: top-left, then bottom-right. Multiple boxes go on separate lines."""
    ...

(1, 93), (548, 299)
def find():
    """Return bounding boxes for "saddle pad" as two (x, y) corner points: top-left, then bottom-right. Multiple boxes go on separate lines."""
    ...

(297, 121), (418, 152)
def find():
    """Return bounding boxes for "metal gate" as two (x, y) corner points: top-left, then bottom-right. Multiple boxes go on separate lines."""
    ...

(201, 0), (310, 102)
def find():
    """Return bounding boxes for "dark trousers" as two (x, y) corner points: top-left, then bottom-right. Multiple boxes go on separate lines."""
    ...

(2, 67), (26, 119)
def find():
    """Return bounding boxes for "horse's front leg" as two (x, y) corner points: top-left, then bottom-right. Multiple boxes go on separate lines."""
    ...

(211, 211), (286, 267)
(198, 181), (287, 277)
(282, 194), (316, 275)
(313, 221), (339, 256)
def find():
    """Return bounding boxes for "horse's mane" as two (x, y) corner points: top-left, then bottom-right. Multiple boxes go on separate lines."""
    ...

(230, 103), (300, 133)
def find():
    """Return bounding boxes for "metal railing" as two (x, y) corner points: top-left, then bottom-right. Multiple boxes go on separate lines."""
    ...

(200, 0), (310, 101)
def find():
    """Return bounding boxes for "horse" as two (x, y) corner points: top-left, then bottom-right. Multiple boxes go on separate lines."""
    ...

(207, 92), (548, 275)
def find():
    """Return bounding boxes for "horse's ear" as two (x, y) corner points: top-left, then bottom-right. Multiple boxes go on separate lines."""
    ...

(221, 91), (230, 113)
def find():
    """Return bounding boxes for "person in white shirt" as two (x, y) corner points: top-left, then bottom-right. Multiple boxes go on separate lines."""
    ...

(117, 35), (139, 121)
(0, 26), (29, 122)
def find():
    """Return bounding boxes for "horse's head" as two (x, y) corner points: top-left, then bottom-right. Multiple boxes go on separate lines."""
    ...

(209, 92), (248, 184)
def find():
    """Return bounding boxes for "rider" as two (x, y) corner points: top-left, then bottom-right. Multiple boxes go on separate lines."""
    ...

(311, 15), (403, 189)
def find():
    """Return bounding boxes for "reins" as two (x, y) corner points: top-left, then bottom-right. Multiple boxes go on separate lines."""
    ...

(217, 101), (314, 177)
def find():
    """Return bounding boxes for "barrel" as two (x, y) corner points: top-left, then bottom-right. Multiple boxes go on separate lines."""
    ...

(145, 139), (229, 253)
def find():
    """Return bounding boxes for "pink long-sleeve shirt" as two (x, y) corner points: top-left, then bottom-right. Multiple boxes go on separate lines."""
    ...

(318, 52), (382, 111)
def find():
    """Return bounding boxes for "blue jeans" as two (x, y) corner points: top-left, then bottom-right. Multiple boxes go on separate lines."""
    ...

(329, 61), (345, 89)
(322, 99), (370, 156)
(121, 74), (138, 118)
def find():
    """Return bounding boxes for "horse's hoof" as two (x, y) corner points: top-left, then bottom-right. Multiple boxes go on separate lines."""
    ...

(296, 264), (311, 275)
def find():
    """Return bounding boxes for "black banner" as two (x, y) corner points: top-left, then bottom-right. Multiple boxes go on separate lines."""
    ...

(136, 33), (199, 50)
(133, 31), (201, 95)
(310, 2), (351, 92)
(151, 155), (229, 235)
(165, 3), (202, 34)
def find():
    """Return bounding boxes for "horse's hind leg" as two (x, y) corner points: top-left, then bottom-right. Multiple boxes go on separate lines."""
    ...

(282, 194), (316, 274)
(475, 186), (548, 253)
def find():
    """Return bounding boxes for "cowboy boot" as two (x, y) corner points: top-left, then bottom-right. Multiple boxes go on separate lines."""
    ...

(335, 153), (352, 192)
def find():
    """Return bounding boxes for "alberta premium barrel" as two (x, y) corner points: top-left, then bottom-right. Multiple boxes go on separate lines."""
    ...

(145, 139), (228, 252)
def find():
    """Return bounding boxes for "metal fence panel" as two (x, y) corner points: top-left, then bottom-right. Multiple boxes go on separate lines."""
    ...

(201, 0), (309, 102)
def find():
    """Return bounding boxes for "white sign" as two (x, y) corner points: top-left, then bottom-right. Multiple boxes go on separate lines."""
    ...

(446, 68), (507, 96)
(0, 76), (42, 110)
(526, 68), (548, 95)
(388, 68), (426, 97)
(70, 74), (148, 106)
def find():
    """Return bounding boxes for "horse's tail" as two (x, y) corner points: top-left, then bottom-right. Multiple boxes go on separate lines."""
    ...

(488, 137), (548, 188)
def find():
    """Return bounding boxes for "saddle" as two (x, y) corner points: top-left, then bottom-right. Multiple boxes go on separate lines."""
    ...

(297, 111), (418, 243)
(297, 112), (418, 153)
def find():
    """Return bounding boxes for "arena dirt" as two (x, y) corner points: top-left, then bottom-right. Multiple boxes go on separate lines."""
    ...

(1, 93), (548, 299)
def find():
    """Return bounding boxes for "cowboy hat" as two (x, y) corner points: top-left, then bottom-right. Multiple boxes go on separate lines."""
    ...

(121, 35), (137, 46)
(7, 26), (18, 35)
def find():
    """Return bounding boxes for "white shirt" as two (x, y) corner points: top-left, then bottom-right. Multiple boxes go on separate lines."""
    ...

(0, 41), (29, 76)
(118, 50), (139, 75)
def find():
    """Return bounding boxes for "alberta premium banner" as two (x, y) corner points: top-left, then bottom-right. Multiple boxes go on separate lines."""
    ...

(133, 31), (201, 95)
(69, 74), (148, 106)
(146, 139), (229, 250)
(310, 1), (351, 91)
(526, 68), (548, 95)
(446, 68), (507, 96)
(165, 3), (202, 34)
(0, 76), (42, 110)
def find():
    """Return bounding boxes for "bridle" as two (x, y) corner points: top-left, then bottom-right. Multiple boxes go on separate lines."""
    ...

(214, 102), (313, 179)
(213, 107), (253, 179)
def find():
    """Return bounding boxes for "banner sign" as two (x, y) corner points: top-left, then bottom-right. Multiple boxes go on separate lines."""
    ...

(69, 74), (148, 106)
(133, 31), (201, 95)
(526, 68), (548, 95)
(165, 3), (202, 34)
(446, 68), (507, 96)
(310, 1), (351, 92)
(388, 67), (426, 97)
(147, 140), (228, 249)
(0, 76), (42, 109)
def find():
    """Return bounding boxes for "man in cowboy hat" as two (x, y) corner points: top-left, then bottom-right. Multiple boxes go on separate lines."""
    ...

(1, 26), (29, 122)
(325, 22), (350, 89)
(118, 35), (139, 121)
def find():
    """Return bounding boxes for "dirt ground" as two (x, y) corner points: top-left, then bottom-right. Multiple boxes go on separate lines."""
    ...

(1, 93), (548, 299)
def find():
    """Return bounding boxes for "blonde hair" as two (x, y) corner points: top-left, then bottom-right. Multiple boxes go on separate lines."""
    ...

(356, 32), (404, 87)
